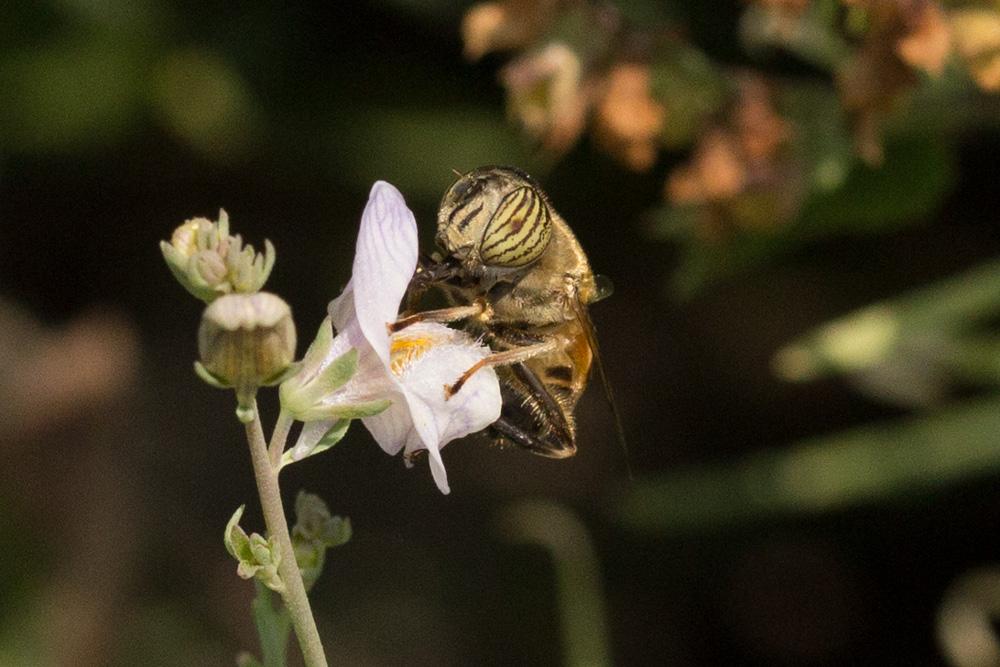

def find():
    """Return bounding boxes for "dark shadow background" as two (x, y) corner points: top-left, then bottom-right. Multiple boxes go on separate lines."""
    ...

(4, 1), (1000, 665)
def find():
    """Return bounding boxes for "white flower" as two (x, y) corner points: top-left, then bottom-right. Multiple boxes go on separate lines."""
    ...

(282, 181), (502, 494)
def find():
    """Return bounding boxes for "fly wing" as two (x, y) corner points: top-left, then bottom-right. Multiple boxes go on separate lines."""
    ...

(570, 297), (633, 477)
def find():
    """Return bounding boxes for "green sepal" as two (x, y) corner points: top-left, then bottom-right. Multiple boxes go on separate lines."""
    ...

(184, 253), (229, 301)
(160, 240), (224, 303)
(160, 241), (192, 289)
(280, 419), (351, 468)
(315, 347), (358, 393)
(292, 397), (392, 423)
(261, 361), (302, 388)
(161, 209), (274, 302)
(279, 319), (361, 416)
(254, 239), (277, 292)
(224, 505), (252, 561)
(280, 344), (391, 420)
(194, 360), (231, 389)
(217, 208), (230, 237)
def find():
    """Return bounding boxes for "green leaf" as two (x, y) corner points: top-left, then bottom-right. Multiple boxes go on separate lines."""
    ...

(773, 257), (1000, 397)
(0, 36), (145, 153)
(333, 107), (540, 200)
(250, 580), (291, 667)
(741, 0), (849, 70)
(780, 83), (853, 194)
(666, 137), (957, 297)
(669, 230), (795, 300)
(798, 137), (956, 234)
(614, 394), (1000, 535)
(650, 44), (728, 149)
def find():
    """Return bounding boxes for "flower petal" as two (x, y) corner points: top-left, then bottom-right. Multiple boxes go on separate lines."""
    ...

(401, 341), (503, 447)
(351, 181), (419, 368)
(396, 393), (448, 492)
(397, 330), (503, 495)
(362, 396), (452, 494)
(327, 279), (356, 333)
(425, 445), (450, 496)
(361, 393), (415, 457)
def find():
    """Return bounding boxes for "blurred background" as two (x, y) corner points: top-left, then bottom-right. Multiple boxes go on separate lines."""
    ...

(4, 0), (1000, 664)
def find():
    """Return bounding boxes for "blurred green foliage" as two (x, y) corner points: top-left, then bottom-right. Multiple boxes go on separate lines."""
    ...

(616, 393), (1000, 534)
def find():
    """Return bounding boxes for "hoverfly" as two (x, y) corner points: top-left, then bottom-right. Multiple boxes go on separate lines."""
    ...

(393, 166), (622, 459)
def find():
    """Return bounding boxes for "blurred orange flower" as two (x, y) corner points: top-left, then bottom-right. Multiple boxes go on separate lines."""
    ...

(895, 1), (951, 76)
(668, 77), (790, 207)
(592, 63), (666, 171)
(667, 130), (746, 205)
(501, 42), (590, 155)
(950, 9), (1000, 91)
(462, 0), (565, 61)
(666, 76), (802, 235)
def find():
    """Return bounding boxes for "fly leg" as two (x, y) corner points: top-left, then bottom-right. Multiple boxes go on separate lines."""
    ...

(490, 413), (576, 458)
(388, 300), (487, 333)
(402, 253), (467, 313)
(444, 338), (559, 398)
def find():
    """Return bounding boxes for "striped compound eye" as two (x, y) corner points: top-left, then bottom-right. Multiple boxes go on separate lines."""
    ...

(478, 186), (552, 268)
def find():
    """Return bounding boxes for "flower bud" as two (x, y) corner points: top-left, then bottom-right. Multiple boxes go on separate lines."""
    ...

(160, 210), (276, 302)
(197, 293), (297, 413)
(224, 505), (284, 592)
(291, 492), (351, 591)
(170, 218), (204, 256)
(194, 249), (229, 287)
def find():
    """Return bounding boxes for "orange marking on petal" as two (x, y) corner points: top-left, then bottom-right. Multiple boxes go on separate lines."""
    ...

(389, 336), (434, 375)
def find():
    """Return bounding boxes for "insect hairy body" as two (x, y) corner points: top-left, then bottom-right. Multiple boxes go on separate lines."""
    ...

(408, 166), (610, 459)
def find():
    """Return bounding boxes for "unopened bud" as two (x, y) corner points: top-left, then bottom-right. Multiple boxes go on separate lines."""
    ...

(291, 491), (351, 591)
(170, 218), (205, 256)
(224, 505), (284, 592)
(194, 249), (229, 287)
(197, 293), (297, 416)
(160, 210), (275, 302)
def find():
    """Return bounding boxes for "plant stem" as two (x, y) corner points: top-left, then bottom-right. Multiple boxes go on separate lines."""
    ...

(245, 401), (328, 667)
(268, 407), (294, 468)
